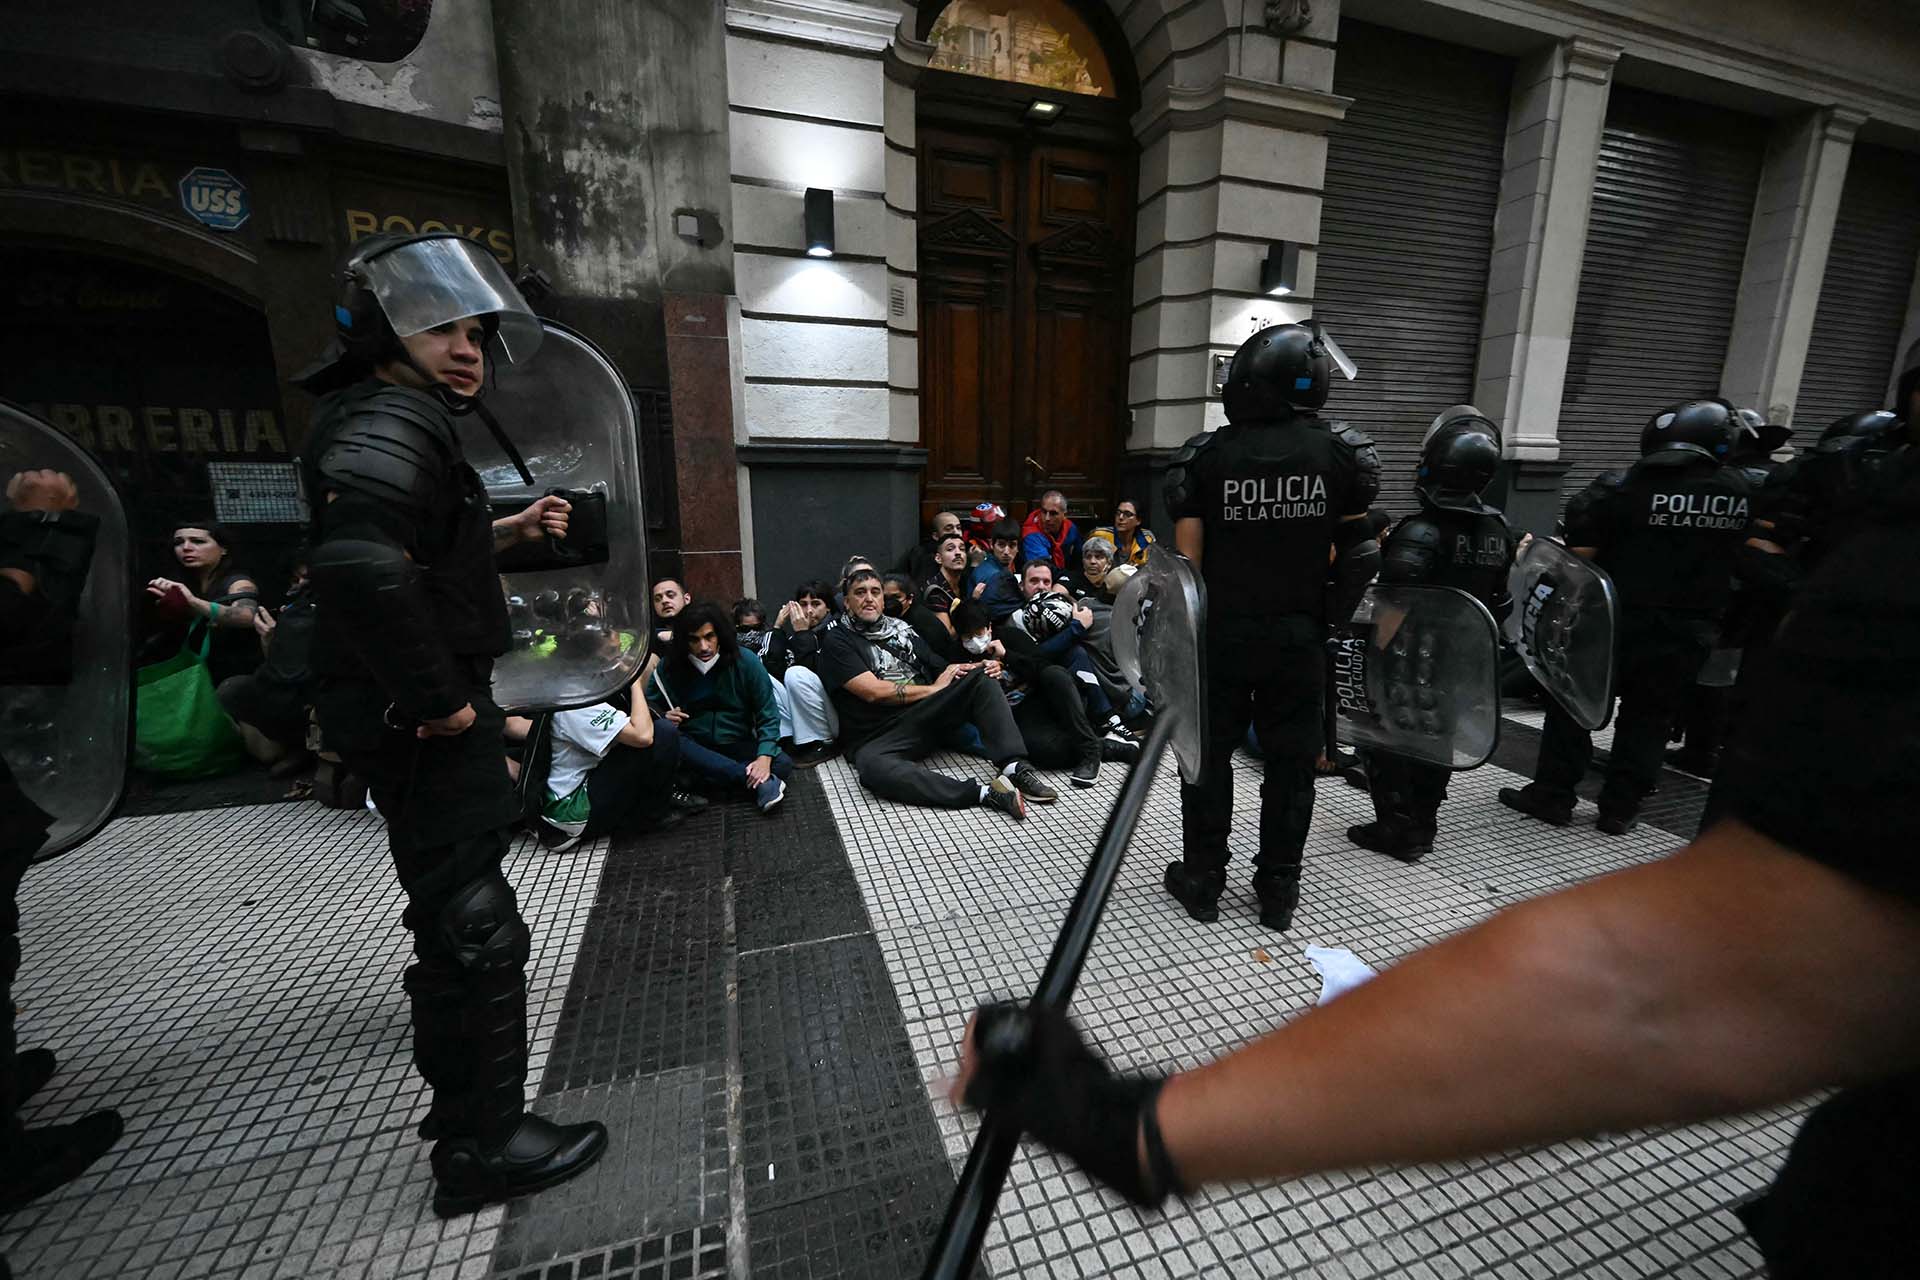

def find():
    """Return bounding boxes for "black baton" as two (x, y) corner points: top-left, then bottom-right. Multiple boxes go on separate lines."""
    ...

(919, 710), (1182, 1280)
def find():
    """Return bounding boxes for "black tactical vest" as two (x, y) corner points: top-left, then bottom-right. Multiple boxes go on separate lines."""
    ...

(1565, 456), (1754, 616)
(1382, 507), (1513, 611)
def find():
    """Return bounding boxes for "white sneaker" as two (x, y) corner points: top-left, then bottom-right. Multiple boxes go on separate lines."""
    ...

(538, 816), (588, 852)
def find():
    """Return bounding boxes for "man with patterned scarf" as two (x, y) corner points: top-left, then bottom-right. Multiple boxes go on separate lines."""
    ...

(818, 568), (1056, 818)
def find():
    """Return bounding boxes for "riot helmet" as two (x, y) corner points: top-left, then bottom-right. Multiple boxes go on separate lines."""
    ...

(1814, 410), (1901, 456)
(1221, 322), (1356, 421)
(1415, 406), (1502, 512)
(297, 232), (543, 405)
(1731, 406), (1792, 457)
(1639, 400), (1737, 464)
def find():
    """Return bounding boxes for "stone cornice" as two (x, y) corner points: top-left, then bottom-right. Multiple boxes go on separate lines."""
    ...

(1132, 75), (1352, 146)
(725, 0), (898, 54)
(1561, 36), (1621, 85)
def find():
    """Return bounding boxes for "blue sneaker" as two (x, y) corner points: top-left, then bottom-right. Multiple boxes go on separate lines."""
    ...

(754, 775), (786, 815)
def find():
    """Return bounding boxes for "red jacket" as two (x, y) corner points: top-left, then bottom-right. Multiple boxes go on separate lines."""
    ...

(1021, 508), (1082, 570)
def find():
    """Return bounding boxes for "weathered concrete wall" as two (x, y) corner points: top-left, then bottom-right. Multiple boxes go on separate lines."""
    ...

(492, 0), (734, 385)
(297, 0), (506, 133)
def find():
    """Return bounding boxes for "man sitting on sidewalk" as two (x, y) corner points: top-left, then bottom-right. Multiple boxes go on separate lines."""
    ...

(819, 568), (1055, 819)
(646, 602), (790, 815)
(509, 673), (684, 852)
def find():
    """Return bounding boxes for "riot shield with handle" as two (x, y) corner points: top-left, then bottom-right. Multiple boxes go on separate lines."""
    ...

(921, 544), (1204, 1280)
(1504, 536), (1619, 731)
(1331, 584), (1501, 769)
(459, 319), (650, 712)
(0, 399), (133, 861)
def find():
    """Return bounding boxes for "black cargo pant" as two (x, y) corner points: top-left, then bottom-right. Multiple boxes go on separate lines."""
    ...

(1180, 615), (1321, 886)
(849, 669), (1027, 808)
(0, 769), (52, 1163)
(1533, 614), (1712, 816)
(320, 670), (529, 1147)
(1011, 665), (1100, 769)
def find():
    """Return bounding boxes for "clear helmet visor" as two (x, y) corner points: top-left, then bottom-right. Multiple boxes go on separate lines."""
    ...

(355, 236), (544, 365)
(1312, 323), (1358, 381)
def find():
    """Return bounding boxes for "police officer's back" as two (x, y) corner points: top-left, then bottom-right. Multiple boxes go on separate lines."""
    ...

(1161, 323), (1379, 931)
(1502, 400), (1753, 834)
(1347, 408), (1513, 862)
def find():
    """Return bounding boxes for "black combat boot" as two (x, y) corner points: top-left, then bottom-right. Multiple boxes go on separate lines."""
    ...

(1344, 820), (1431, 863)
(1163, 863), (1224, 923)
(1252, 869), (1302, 931)
(1497, 783), (1573, 826)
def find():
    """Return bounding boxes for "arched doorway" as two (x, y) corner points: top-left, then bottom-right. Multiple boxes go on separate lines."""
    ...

(0, 244), (298, 589)
(914, 0), (1139, 529)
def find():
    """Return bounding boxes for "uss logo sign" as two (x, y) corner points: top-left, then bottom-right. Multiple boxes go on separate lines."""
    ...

(178, 166), (249, 231)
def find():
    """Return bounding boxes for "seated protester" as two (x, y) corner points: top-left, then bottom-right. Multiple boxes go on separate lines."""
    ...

(520, 669), (684, 852)
(735, 596), (838, 767)
(892, 510), (963, 586)
(650, 575), (690, 649)
(143, 521), (263, 687)
(1062, 541), (1142, 723)
(831, 554), (875, 614)
(1076, 535), (1119, 602)
(957, 601), (1138, 788)
(920, 531), (972, 630)
(1090, 498), (1157, 567)
(884, 573), (962, 665)
(646, 602), (791, 814)
(964, 518), (1026, 622)
(219, 555), (318, 776)
(819, 568), (1055, 818)
(996, 559), (1129, 739)
(768, 578), (841, 765)
(961, 501), (1007, 568)
(1022, 488), (1083, 572)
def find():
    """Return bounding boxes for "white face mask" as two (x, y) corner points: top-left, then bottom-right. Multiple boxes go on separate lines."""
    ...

(962, 634), (991, 655)
(690, 652), (720, 674)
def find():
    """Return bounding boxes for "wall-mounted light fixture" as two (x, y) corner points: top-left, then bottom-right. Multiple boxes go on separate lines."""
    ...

(1025, 99), (1063, 124)
(1261, 241), (1300, 296)
(804, 187), (835, 258)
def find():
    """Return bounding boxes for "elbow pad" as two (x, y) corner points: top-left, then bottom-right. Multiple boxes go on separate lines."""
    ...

(1162, 431), (1216, 521)
(309, 536), (464, 719)
(1331, 534), (1380, 623)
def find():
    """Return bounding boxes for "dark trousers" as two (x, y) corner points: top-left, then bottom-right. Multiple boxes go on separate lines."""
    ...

(676, 733), (793, 792)
(1180, 617), (1322, 883)
(850, 670), (1028, 808)
(582, 719), (682, 839)
(325, 673), (531, 1146)
(1364, 751), (1449, 835)
(217, 671), (310, 750)
(1012, 665), (1099, 769)
(2, 770), (52, 1167)
(1533, 617), (1711, 815)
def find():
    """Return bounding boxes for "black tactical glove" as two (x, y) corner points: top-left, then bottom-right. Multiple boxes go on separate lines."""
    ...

(961, 1002), (1186, 1207)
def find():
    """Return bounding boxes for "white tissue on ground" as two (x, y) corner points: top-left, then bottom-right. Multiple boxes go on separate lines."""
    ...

(1304, 945), (1378, 1004)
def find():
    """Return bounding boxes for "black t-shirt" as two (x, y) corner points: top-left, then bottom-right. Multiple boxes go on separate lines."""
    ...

(817, 618), (943, 751)
(1562, 455), (1753, 617)
(903, 602), (959, 664)
(1167, 415), (1371, 619)
(1715, 448), (1920, 904)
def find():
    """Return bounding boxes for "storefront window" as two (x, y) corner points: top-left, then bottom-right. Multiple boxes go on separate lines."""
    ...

(927, 0), (1117, 98)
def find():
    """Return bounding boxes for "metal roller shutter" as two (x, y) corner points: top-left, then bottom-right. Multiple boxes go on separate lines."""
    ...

(1557, 87), (1765, 495)
(1313, 21), (1513, 512)
(1793, 143), (1920, 429)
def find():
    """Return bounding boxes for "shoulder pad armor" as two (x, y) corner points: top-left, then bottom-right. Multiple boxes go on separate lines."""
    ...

(1379, 513), (1443, 585)
(1331, 421), (1381, 509)
(1163, 429), (1218, 520)
(314, 386), (457, 514)
(1562, 471), (1626, 544)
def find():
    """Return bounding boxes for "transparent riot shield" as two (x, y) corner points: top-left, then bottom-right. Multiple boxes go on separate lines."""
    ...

(460, 321), (650, 712)
(1331, 584), (1500, 769)
(1110, 543), (1207, 782)
(0, 400), (133, 861)
(1504, 536), (1619, 731)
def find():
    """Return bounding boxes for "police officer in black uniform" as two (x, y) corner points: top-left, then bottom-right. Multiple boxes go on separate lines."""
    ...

(1667, 407), (1791, 777)
(1346, 407), (1514, 863)
(1501, 399), (1754, 835)
(1162, 324), (1379, 930)
(299, 233), (606, 1216)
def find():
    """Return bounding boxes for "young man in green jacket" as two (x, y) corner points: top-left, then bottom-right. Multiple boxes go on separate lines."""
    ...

(646, 600), (790, 814)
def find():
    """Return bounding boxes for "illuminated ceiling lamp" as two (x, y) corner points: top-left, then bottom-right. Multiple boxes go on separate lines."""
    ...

(804, 187), (835, 258)
(1025, 98), (1063, 124)
(1261, 241), (1300, 296)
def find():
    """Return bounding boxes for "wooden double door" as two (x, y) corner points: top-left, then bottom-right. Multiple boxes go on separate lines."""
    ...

(917, 123), (1133, 528)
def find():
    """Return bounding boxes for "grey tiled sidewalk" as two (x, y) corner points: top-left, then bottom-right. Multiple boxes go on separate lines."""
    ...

(2, 715), (1801, 1278)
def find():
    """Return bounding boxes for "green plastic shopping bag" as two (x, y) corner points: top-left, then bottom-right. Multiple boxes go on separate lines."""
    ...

(134, 624), (246, 779)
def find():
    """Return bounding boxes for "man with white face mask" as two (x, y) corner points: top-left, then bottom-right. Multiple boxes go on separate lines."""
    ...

(645, 601), (791, 814)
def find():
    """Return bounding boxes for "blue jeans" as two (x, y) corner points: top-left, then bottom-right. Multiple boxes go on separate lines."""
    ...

(677, 735), (794, 790)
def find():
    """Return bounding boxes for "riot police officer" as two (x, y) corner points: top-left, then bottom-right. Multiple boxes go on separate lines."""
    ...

(1346, 407), (1514, 862)
(1502, 400), (1755, 835)
(1162, 324), (1379, 930)
(1667, 407), (1791, 777)
(298, 233), (606, 1216)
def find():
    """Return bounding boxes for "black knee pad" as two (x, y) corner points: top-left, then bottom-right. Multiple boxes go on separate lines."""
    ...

(436, 872), (532, 974)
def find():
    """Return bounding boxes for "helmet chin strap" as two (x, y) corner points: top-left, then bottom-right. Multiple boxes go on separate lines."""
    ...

(397, 341), (537, 489)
